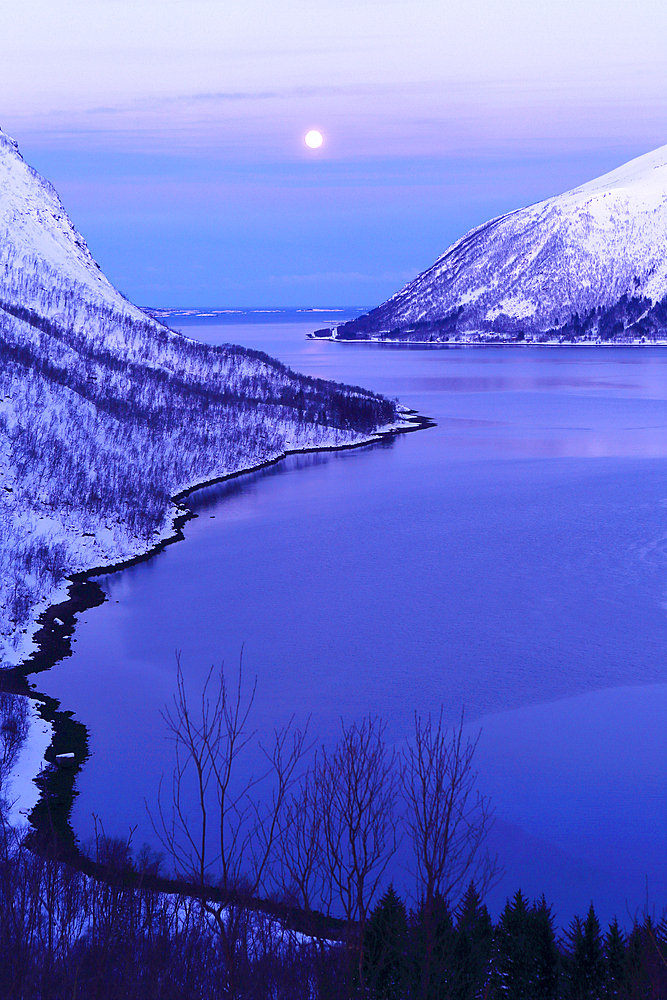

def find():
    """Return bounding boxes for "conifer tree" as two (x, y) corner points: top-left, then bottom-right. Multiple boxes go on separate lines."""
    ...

(626, 916), (667, 999)
(363, 884), (409, 999)
(489, 891), (560, 1000)
(489, 890), (533, 999)
(430, 893), (456, 998)
(411, 892), (455, 1000)
(656, 914), (667, 970)
(565, 903), (605, 999)
(529, 896), (559, 1000)
(450, 882), (493, 1000)
(603, 918), (626, 998)
(624, 921), (646, 995)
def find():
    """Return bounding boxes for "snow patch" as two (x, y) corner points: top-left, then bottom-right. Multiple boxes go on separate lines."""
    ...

(5, 701), (52, 827)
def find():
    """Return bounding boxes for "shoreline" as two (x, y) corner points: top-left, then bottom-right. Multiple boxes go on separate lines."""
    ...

(308, 335), (667, 347)
(6, 408), (431, 678)
(1, 407), (434, 852)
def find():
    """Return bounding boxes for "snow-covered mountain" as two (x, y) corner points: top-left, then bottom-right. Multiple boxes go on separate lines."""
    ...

(330, 146), (667, 344)
(0, 128), (402, 666)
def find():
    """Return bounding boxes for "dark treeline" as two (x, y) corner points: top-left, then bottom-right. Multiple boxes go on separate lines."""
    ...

(357, 884), (667, 1000)
(0, 297), (394, 428)
(545, 292), (667, 343)
(0, 824), (665, 998)
(331, 290), (667, 344)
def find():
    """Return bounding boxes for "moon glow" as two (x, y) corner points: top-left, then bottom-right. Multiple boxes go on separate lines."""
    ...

(305, 130), (323, 148)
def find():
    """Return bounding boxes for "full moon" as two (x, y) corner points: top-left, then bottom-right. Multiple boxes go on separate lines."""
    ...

(305, 130), (323, 148)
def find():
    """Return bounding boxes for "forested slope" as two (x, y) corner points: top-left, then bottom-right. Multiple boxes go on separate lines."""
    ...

(0, 128), (401, 664)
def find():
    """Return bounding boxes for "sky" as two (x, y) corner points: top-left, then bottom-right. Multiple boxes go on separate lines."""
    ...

(2, 0), (667, 307)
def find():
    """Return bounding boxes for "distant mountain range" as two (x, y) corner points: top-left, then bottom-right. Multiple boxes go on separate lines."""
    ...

(0, 129), (400, 667)
(320, 147), (667, 345)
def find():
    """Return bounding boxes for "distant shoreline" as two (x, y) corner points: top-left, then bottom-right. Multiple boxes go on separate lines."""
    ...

(307, 333), (667, 347)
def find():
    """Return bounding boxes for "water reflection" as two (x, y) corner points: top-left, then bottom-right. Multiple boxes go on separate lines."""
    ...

(186, 445), (392, 515)
(380, 375), (639, 392)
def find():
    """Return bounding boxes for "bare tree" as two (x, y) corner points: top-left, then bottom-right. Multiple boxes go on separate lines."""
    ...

(277, 763), (331, 914)
(402, 709), (500, 997)
(314, 715), (400, 991)
(275, 759), (346, 999)
(149, 652), (310, 998)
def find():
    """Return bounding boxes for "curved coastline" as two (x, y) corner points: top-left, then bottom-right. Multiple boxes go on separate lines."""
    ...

(1, 406), (434, 858)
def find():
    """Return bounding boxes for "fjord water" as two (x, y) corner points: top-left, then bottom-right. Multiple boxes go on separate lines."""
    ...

(44, 315), (667, 923)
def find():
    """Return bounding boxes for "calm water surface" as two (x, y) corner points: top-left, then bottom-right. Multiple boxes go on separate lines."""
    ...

(44, 316), (667, 923)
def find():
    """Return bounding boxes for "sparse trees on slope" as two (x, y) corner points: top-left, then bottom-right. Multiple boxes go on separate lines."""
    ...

(0, 289), (400, 658)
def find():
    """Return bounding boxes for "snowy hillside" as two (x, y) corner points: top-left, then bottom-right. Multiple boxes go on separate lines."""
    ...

(0, 128), (402, 666)
(329, 146), (667, 344)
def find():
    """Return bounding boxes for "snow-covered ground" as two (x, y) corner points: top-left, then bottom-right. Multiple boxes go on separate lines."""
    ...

(3, 701), (52, 827)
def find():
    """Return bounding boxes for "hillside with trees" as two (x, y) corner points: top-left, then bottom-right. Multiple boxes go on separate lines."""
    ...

(0, 128), (402, 665)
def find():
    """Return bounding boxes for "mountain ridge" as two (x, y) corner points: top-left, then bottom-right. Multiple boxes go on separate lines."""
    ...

(326, 145), (667, 344)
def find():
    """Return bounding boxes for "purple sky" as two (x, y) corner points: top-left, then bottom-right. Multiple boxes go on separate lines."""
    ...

(3, 0), (667, 306)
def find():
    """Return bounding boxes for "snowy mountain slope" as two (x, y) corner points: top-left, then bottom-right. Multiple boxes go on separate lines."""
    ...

(0, 128), (403, 666)
(332, 146), (667, 343)
(0, 131), (149, 335)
